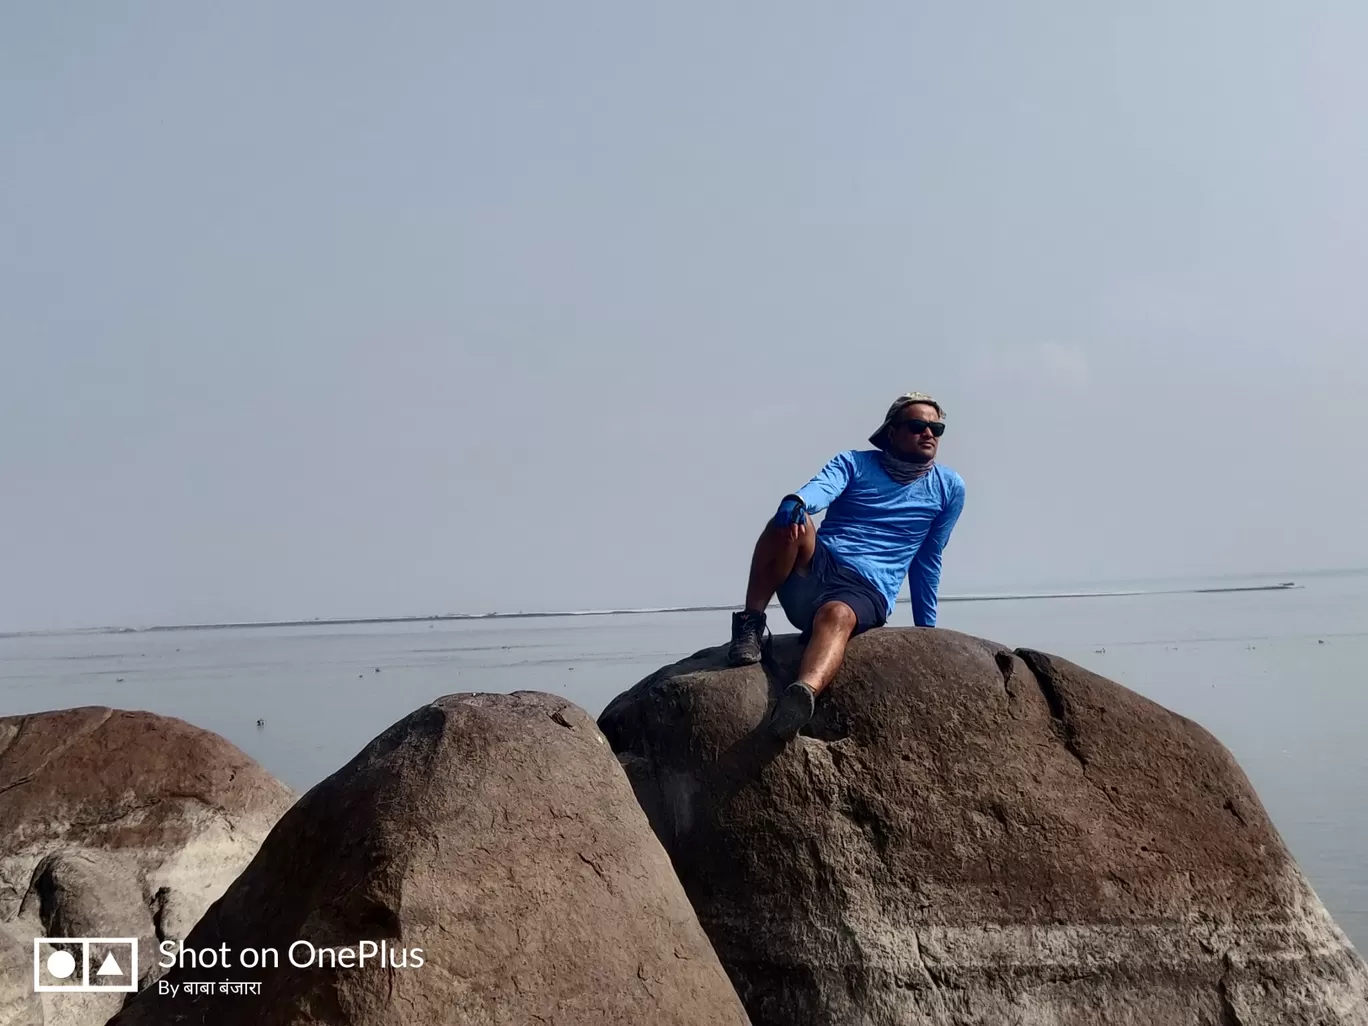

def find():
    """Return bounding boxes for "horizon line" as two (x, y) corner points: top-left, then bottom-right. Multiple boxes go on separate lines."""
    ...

(0, 576), (1331, 639)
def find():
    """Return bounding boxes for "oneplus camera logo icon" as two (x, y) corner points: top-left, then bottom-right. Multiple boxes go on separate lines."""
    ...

(33, 938), (138, 993)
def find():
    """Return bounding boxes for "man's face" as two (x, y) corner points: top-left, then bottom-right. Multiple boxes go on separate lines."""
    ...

(888, 402), (943, 461)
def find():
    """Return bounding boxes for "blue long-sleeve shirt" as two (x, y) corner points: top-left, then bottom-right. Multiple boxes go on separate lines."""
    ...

(794, 450), (966, 626)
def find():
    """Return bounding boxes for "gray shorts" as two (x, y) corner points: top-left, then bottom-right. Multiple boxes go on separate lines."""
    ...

(777, 541), (888, 638)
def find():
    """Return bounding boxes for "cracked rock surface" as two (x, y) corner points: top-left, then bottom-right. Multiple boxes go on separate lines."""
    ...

(110, 691), (751, 1026)
(599, 627), (1368, 1026)
(0, 706), (295, 1026)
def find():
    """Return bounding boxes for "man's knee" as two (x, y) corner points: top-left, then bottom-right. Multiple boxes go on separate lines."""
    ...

(813, 600), (858, 634)
(763, 509), (807, 532)
(760, 512), (813, 553)
(761, 518), (793, 541)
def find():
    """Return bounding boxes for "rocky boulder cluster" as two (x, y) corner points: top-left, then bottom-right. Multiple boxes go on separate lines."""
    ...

(3, 628), (1365, 1024)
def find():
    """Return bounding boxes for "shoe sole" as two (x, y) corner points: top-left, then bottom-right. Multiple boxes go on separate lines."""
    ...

(727, 631), (770, 667)
(727, 648), (763, 667)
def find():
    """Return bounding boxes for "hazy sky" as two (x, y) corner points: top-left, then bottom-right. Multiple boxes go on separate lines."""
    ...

(4, 3), (1366, 630)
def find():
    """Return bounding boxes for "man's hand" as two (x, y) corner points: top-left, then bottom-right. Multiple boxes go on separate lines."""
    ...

(772, 496), (808, 540)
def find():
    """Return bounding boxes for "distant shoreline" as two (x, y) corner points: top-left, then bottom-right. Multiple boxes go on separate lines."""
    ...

(0, 581), (1302, 639)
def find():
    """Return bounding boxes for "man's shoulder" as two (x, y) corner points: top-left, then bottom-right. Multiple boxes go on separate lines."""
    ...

(932, 463), (965, 489)
(817, 449), (877, 472)
(930, 464), (966, 506)
(844, 448), (882, 466)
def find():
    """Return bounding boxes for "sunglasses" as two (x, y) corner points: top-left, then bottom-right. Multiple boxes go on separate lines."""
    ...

(893, 418), (945, 437)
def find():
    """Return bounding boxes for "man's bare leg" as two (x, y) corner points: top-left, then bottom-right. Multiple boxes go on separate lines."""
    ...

(797, 601), (859, 694)
(743, 511), (816, 612)
(769, 600), (858, 740)
(729, 511), (815, 666)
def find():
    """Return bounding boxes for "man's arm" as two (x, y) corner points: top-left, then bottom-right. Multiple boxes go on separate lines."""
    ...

(908, 480), (966, 627)
(792, 452), (856, 516)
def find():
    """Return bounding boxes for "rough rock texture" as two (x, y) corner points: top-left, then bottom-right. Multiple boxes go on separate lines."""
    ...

(0, 707), (295, 1026)
(599, 627), (1368, 1026)
(110, 691), (751, 1026)
(0, 931), (42, 1026)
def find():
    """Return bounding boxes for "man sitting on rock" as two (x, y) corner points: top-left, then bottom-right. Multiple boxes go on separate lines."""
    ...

(728, 392), (966, 741)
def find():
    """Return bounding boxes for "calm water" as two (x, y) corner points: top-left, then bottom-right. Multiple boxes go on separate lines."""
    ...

(2, 570), (1365, 949)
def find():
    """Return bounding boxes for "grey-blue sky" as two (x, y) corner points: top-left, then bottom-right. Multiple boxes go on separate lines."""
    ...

(3, 2), (1366, 630)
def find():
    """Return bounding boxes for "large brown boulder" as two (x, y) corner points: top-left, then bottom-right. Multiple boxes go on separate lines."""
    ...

(110, 691), (751, 1026)
(0, 707), (295, 1026)
(599, 627), (1368, 1026)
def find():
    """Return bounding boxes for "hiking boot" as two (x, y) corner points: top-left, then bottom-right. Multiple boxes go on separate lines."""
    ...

(727, 610), (769, 666)
(769, 681), (816, 742)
